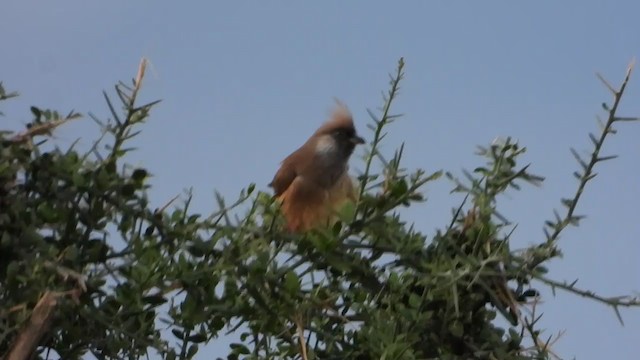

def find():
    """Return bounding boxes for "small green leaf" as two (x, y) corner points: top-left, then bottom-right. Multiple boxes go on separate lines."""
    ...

(187, 333), (207, 343)
(171, 328), (184, 340)
(336, 200), (356, 222)
(449, 320), (464, 338)
(391, 178), (409, 197)
(131, 168), (148, 181)
(30, 106), (41, 118)
(229, 343), (250, 354)
(105, 161), (117, 174)
(210, 316), (225, 332)
(187, 344), (199, 357)
(120, 183), (136, 197)
(72, 171), (86, 187)
(284, 270), (300, 294)
(534, 266), (548, 274)
(6, 261), (19, 278)
(388, 272), (400, 290)
(64, 246), (79, 262)
(408, 293), (422, 309)
(508, 328), (521, 343)
(142, 294), (167, 306)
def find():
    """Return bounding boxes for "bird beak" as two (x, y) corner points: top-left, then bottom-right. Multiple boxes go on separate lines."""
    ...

(351, 135), (365, 145)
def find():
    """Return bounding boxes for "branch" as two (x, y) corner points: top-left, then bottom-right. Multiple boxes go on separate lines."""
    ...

(0, 82), (19, 102)
(5, 290), (81, 360)
(8, 113), (82, 145)
(354, 57), (405, 221)
(544, 59), (635, 245)
(535, 275), (640, 325)
(294, 315), (309, 360)
(5, 258), (88, 360)
(105, 57), (161, 164)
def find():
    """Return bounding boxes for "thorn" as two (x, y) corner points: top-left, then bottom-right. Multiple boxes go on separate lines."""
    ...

(596, 72), (617, 94)
(625, 57), (636, 78)
(614, 116), (639, 122)
(158, 193), (181, 213)
(613, 306), (624, 326)
(596, 155), (618, 162)
(569, 148), (588, 170)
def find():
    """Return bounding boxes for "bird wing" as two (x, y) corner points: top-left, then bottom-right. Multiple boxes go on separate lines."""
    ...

(278, 175), (328, 232)
(269, 155), (299, 197)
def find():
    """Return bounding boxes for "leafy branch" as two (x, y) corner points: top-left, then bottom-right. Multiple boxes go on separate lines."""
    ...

(354, 57), (405, 220)
(90, 58), (161, 164)
(0, 82), (19, 102)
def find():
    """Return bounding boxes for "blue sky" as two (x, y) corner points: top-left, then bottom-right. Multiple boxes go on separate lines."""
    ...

(3, 1), (640, 359)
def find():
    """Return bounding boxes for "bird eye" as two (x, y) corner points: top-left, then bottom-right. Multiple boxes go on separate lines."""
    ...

(334, 129), (352, 138)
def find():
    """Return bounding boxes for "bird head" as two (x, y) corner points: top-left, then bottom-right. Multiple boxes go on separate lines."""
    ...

(311, 102), (365, 160)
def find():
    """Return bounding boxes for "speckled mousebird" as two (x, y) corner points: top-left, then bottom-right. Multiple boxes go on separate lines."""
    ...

(269, 101), (365, 232)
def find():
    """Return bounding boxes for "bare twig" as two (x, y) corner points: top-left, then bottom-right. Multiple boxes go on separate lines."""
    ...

(131, 58), (147, 104)
(157, 193), (181, 213)
(43, 260), (87, 293)
(8, 114), (82, 145)
(294, 315), (308, 360)
(535, 275), (640, 325)
(545, 59), (635, 245)
(520, 296), (562, 359)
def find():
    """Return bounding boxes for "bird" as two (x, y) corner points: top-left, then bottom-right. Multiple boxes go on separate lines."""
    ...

(269, 101), (365, 233)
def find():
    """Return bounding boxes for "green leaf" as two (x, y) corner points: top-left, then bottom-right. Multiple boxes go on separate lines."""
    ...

(229, 343), (250, 355)
(391, 178), (409, 197)
(408, 293), (422, 309)
(142, 294), (167, 306)
(6, 261), (19, 278)
(131, 168), (148, 181)
(187, 344), (199, 357)
(105, 160), (117, 174)
(72, 171), (86, 187)
(210, 316), (225, 332)
(171, 328), (184, 340)
(337, 200), (356, 222)
(388, 272), (400, 291)
(187, 333), (207, 343)
(284, 270), (300, 295)
(30, 106), (41, 118)
(449, 320), (464, 338)
(120, 183), (136, 197)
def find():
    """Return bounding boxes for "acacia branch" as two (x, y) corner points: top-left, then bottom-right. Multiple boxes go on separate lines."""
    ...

(544, 59), (636, 245)
(5, 289), (81, 360)
(354, 57), (405, 221)
(535, 274), (640, 325)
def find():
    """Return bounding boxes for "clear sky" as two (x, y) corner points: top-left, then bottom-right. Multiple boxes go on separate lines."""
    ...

(3, 1), (640, 359)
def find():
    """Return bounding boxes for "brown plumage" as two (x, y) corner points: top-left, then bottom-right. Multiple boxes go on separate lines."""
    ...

(269, 102), (365, 232)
